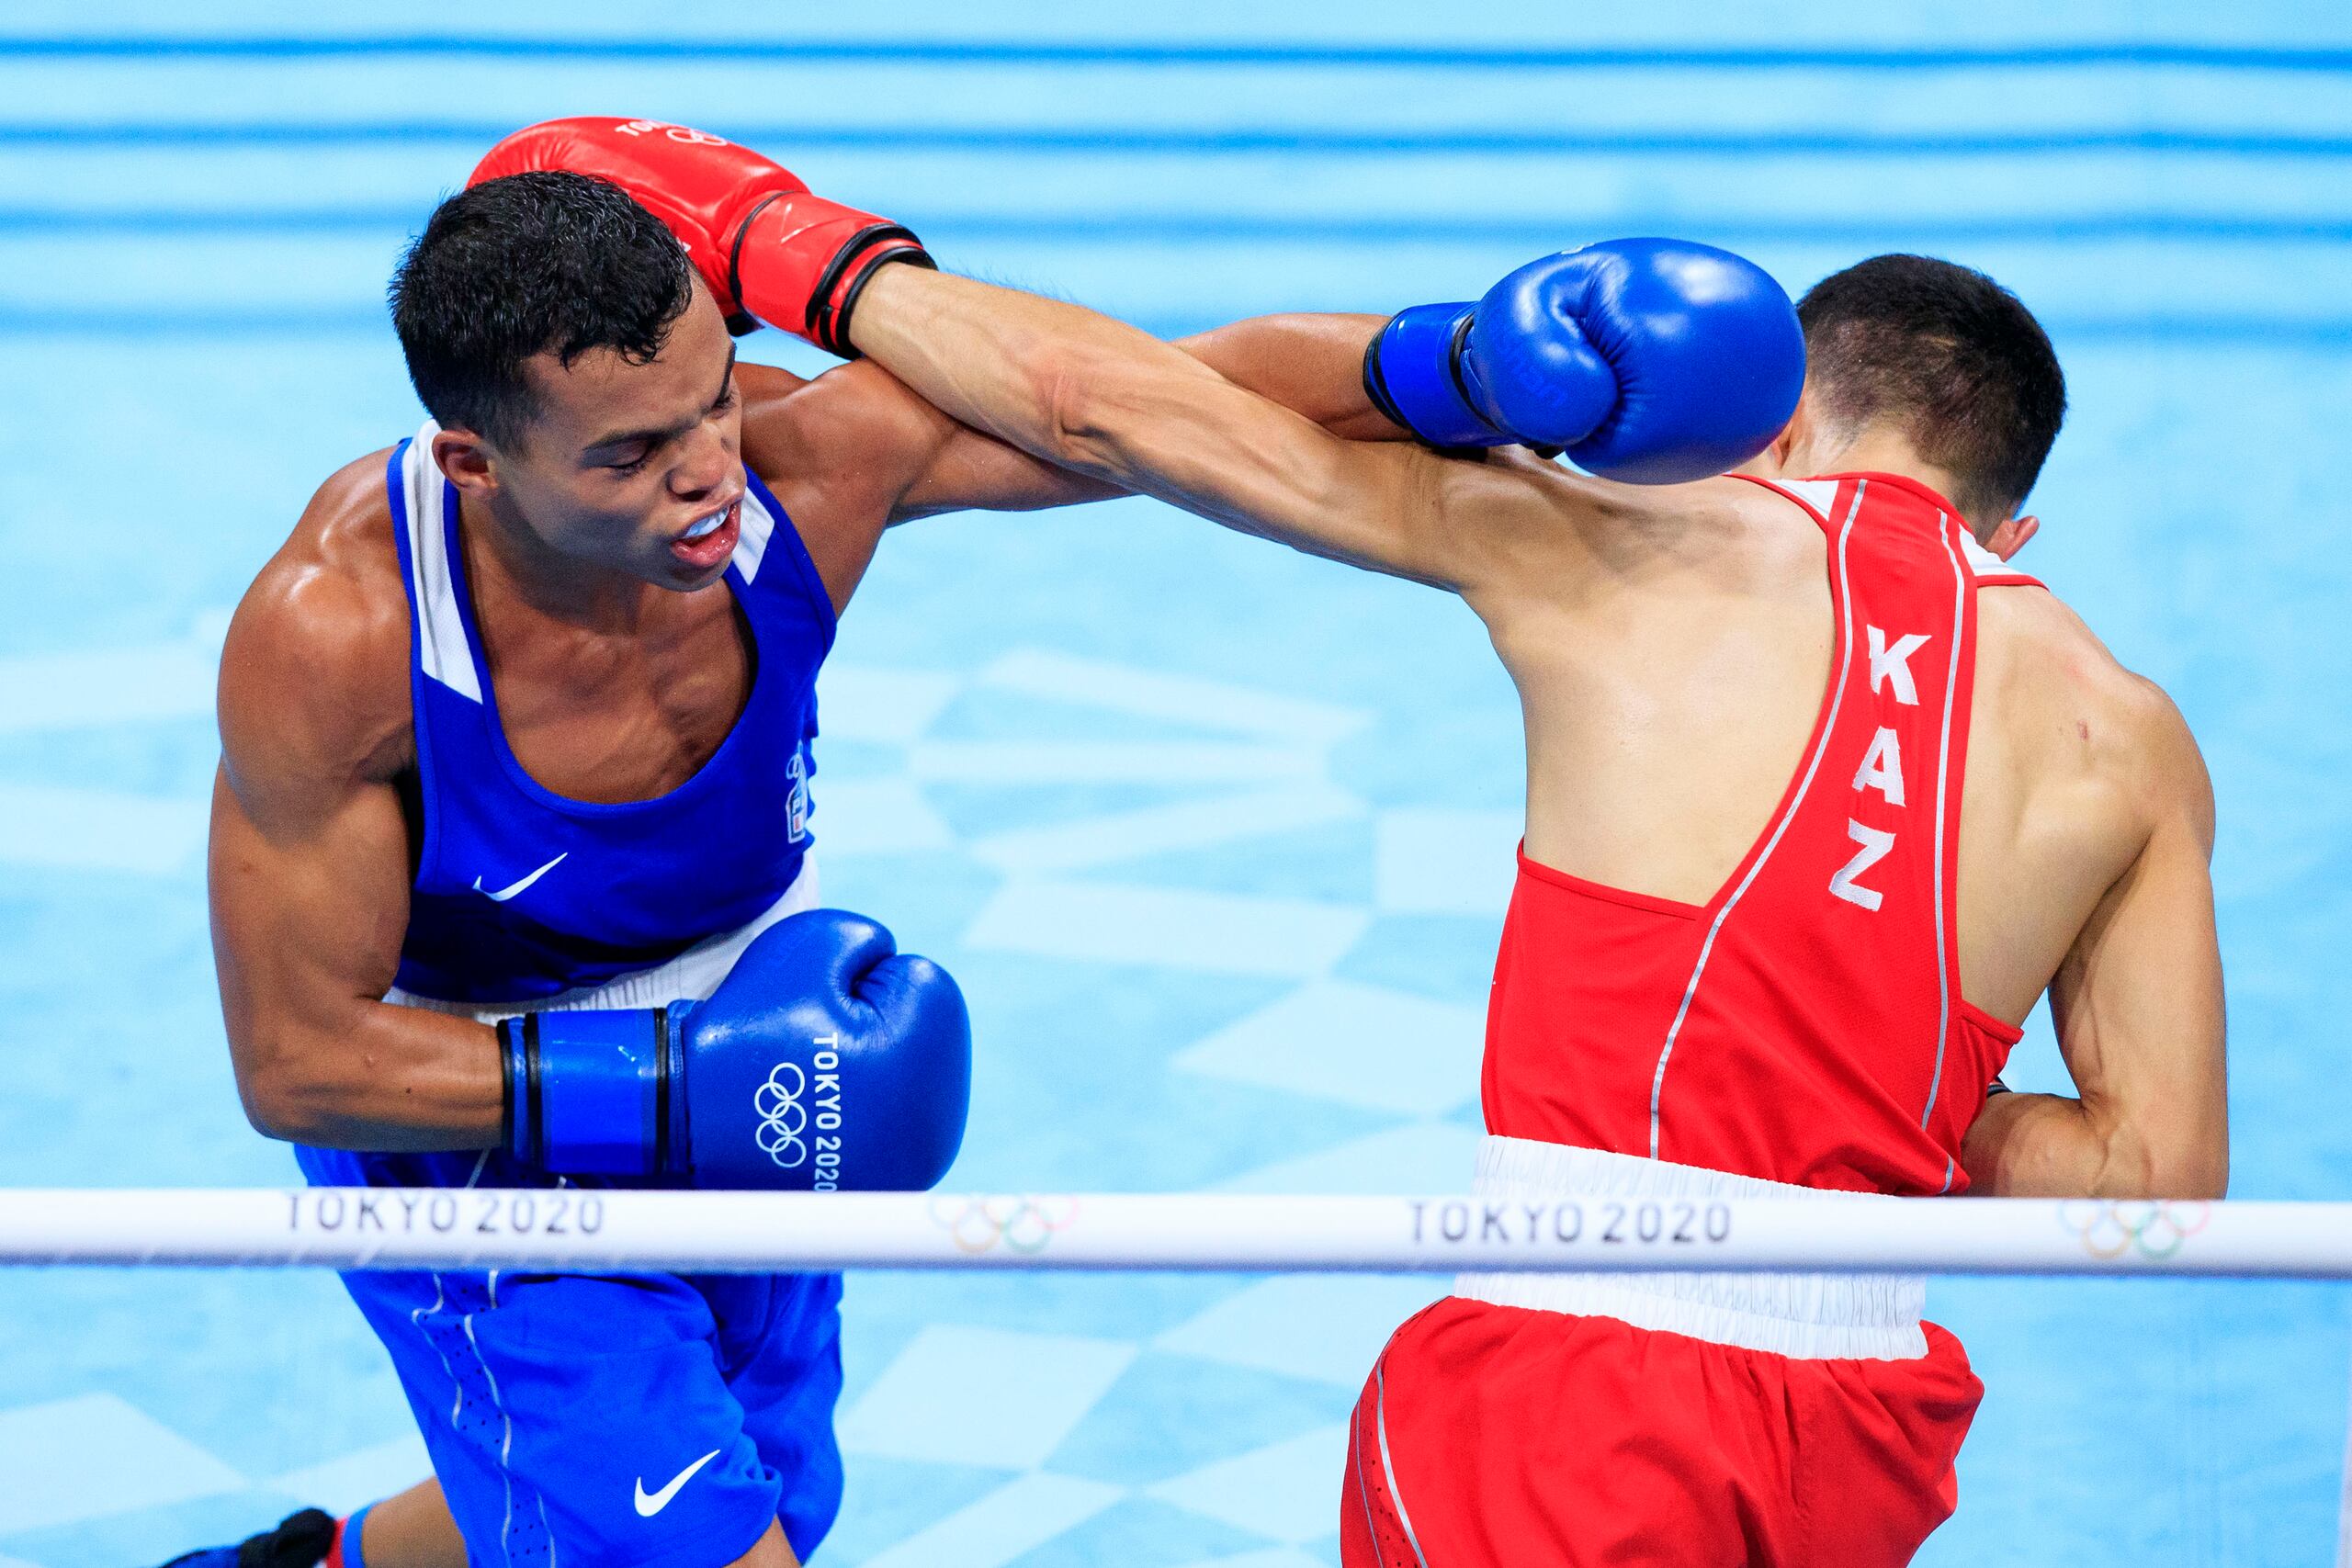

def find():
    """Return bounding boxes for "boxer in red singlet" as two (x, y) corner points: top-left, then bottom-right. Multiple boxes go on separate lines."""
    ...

(839, 256), (2230, 1563)
(524, 124), (2228, 1564)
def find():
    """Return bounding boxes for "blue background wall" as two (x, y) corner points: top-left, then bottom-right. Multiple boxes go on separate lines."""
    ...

(1, 5), (2346, 1563)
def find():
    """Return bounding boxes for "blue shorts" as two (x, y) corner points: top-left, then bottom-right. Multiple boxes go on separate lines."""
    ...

(297, 1146), (844, 1568)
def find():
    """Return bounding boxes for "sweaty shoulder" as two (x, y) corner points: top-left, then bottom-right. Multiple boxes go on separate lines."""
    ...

(736, 356), (961, 609)
(218, 451), (414, 824)
(737, 357), (947, 502)
(1975, 582), (2213, 848)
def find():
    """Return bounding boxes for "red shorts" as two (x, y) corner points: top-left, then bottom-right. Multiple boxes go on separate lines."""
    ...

(1342, 1297), (1983, 1567)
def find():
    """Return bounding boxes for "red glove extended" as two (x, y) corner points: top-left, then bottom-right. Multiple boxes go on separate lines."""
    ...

(469, 117), (932, 355)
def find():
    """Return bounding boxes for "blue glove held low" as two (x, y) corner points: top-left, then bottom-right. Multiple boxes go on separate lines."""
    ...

(502, 908), (971, 1190)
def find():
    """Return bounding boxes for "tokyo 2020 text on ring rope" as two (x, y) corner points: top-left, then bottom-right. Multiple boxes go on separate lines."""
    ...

(0, 1189), (2340, 1277)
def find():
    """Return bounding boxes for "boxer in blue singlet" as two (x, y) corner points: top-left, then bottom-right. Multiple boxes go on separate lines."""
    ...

(176, 169), (1407, 1568)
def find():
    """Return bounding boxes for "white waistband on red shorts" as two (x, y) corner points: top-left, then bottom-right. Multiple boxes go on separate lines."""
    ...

(1453, 1135), (1930, 1361)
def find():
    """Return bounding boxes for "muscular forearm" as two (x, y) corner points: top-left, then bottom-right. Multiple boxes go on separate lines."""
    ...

(232, 1000), (502, 1152)
(1177, 313), (1396, 440)
(1960, 1089), (2227, 1199)
(888, 309), (1399, 522)
(851, 265), (1224, 487)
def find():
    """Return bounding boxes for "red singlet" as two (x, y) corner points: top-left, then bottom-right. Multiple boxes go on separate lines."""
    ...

(1344, 473), (2039, 1568)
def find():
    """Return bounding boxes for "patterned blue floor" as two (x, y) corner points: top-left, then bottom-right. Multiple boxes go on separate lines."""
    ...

(3, 6), (2351, 1565)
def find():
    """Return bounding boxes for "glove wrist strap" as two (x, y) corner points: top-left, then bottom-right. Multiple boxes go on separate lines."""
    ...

(732, 195), (935, 356)
(1365, 303), (1510, 450)
(501, 1010), (674, 1178)
(809, 229), (933, 356)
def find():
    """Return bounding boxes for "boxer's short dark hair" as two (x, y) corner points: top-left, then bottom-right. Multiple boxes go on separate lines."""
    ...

(390, 170), (694, 449)
(1796, 254), (2065, 524)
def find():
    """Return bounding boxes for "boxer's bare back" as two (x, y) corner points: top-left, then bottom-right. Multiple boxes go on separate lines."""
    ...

(1485, 455), (2214, 1036)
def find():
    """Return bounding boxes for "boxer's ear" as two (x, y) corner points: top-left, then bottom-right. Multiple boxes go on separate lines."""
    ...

(430, 427), (499, 497)
(1986, 513), (2040, 560)
(1741, 386), (1815, 477)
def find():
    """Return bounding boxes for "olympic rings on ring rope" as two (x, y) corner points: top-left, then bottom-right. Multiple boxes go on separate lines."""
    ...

(2057, 1199), (2213, 1261)
(927, 1194), (1083, 1255)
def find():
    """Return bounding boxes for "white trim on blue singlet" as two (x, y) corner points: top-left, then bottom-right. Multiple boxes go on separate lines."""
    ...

(401, 426), (481, 704)
(731, 482), (778, 584)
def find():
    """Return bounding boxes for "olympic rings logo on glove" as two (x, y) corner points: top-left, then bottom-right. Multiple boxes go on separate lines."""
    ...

(753, 1062), (809, 1169)
(614, 119), (730, 148)
(928, 1195), (1080, 1256)
(2057, 1200), (2213, 1261)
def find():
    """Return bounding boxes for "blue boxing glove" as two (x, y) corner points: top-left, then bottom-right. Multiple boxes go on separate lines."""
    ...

(500, 908), (970, 1190)
(670, 910), (969, 1190)
(1363, 238), (1804, 483)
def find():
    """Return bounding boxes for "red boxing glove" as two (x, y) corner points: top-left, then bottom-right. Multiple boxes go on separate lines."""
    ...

(469, 117), (932, 355)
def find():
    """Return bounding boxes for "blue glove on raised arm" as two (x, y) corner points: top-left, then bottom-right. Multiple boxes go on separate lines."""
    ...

(500, 908), (970, 1190)
(1363, 237), (1805, 483)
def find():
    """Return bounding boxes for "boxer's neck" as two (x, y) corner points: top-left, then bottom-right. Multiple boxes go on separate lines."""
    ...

(461, 488), (658, 634)
(1806, 430), (1966, 515)
(1742, 416), (1981, 540)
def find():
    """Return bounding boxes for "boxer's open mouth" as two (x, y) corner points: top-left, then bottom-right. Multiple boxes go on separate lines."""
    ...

(670, 499), (741, 570)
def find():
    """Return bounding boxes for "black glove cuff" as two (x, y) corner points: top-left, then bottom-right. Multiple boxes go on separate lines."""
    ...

(497, 1014), (545, 1168)
(812, 229), (935, 358)
(1362, 316), (1410, 431)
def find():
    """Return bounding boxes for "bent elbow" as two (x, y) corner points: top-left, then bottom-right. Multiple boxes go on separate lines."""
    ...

(2141, 1118), (2230, 1201)
(232, 1036), (345, 1145)
(236, 1076), (313, 1145)
(2166, 1150), (2230, 1201)
(2098, 1135), (2229, 1201)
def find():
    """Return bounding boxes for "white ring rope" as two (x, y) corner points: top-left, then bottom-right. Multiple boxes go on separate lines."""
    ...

(0, 1190), (2343, 1277)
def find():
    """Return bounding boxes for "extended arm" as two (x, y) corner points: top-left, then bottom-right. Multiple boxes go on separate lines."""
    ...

(889, 310), (1403, 519)
(851, 265), (1483, 585)
(857, 240), (1800, 533)
(1960, 700), (2227, 1198)
(833, 252), (1796, 584)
